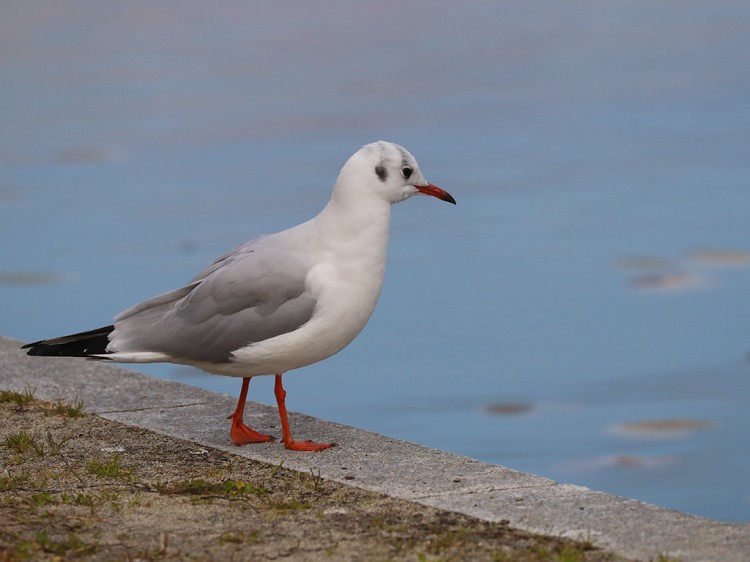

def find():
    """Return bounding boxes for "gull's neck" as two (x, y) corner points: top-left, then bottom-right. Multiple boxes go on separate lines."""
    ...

(303, 177), (394, 281)
(315, 187), (391, 250)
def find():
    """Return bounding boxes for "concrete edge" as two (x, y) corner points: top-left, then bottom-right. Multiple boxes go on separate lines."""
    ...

(1, 336), (748, 562)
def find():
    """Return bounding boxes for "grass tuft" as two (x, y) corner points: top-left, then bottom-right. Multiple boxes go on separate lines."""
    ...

(271, 498), (311, 514)
(218, 530), (261, 545)
(34, 530), (99, 557)
(29, 491), (57, 507)
(0, 386), (36, 406)
(557, 544), (588, 562)
(47, 396), (85, 417)
(4, 431), (38, 455)
(86, 454), (133, 478)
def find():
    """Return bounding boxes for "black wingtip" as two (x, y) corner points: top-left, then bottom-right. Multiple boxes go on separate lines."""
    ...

(22, 325), (114, 357)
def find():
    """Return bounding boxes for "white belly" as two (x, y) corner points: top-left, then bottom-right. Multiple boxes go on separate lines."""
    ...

(219, 259), (384, 377)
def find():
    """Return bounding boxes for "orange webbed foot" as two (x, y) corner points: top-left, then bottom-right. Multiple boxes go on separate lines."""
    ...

(282, 439), (336, 452)
(227, 413), (275, 446)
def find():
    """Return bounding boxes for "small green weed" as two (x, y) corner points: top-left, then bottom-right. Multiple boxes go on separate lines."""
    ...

(9, 531), (97, 559)
(3, 430), (38, 454)
(426, 527), (469, 554)
(128, 493), (142, 507)
(270, 459), (285, 477)
(0, 470), (33, 492)
(99, 490), (121, 502)
(271, 498), (311, 514)
(48, 397), (85, 417)
(557, 544), (587, 562)
(29, 492), (57, 507)
(528, 543), (588, 562)
(86, 454), (132, 478)
(60, 493), (95, 508)
(34, 530), (99, 557)
(221, 479), (266, 496)
(0, 386), (35, 406)
(300, 467), (323, 492)
(218, 530), (261, 545)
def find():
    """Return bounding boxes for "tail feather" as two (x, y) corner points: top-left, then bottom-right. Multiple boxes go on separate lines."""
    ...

(22, 325), (114, 358)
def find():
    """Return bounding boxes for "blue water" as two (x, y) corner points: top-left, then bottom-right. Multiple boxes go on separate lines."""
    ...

(2, 2), (749, 522)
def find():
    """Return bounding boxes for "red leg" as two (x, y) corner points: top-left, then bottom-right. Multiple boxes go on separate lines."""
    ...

(227, 377), (275, 445)
(274, 374), (334, 451)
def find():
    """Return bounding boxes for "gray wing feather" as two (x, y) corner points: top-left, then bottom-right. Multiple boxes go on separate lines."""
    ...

(111, 239), (317, 363)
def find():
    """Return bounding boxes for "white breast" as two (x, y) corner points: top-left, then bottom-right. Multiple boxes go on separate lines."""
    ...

(224, 201), (391, 377)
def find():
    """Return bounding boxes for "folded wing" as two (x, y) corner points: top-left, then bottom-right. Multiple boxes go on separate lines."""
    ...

(110, 240), (317, 363)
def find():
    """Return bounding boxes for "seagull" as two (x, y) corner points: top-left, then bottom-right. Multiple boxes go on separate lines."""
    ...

(23, 141), (456, 451)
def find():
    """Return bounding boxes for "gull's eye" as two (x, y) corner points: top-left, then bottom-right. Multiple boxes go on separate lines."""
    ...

(401, 166), (413, 179)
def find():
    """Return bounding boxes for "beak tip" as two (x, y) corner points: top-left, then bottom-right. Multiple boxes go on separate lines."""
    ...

(417, 183), (457, 205)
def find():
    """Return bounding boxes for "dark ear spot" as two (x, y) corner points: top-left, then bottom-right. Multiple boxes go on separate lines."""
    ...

(375, 164), (388, 182)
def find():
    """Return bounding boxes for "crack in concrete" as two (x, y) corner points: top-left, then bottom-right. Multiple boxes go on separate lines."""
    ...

(92, 401), (224, 415)
(409, 482), (558, 501)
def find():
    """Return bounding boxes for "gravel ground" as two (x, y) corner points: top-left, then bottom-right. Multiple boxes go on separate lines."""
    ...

(0, 391), (634, 561)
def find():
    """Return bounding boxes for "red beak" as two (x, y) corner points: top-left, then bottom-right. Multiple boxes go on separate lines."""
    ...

(415, 183), (457, 205)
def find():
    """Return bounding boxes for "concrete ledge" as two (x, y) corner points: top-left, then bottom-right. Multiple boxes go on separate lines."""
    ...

(1, 336), (748, 561)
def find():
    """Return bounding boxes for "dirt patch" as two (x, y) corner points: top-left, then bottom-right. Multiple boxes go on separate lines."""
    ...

(0, 392), (631, 561)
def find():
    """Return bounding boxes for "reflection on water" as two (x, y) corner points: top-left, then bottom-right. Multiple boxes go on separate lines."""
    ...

(616, 256), (675, 271)
(485, 402), (534, 416)
(619, 247), (750, 292)
(608, 419), (714, 439)
(2, 2), (749, 522)
(0, 272), (62, 287)
(628, 272), (710, 292)
(558, 453), (679, 473)
(688, 249), (750, 267)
